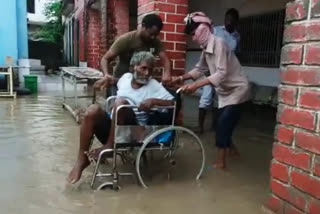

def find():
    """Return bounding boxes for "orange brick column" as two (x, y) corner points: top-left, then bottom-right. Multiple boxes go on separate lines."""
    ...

(266, 0), (320, 213)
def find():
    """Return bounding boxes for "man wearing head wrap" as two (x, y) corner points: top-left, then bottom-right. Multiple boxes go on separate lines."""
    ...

(173, 12), (250, 170)
(197, 9), (241, 135)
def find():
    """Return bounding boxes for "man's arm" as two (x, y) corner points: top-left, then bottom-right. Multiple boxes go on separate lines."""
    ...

(138, 98), (174, 112)
(100, 50), (117, 77)
(171, 52), (208, 85)
(150, 98), (174, 107)
(158, 51), (171, 84)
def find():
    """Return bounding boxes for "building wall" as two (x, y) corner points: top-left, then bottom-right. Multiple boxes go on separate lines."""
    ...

(138, 0), (189, 77)
(266, 0), (320, 213)
(186, 0), (289, 88)
(0, 0), (18, 65)
(17, 0), (29, 59)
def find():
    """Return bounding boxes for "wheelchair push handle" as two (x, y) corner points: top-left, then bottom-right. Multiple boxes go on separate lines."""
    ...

(176, 87), (183, 94)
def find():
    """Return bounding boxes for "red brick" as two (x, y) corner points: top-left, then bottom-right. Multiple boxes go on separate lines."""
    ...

(176, 5), (188, 14)
(166, 51), (185, 60)
(174, 60), (185, 69)
(306, 21), (320, 41)
(138, 0), (153, 6)
(288, 188), (308, 211)
(291, 170), (320, 199)
(166, 0), (188, 4)
(281, 67), (320, 86)
(165, 33), (187, 42)
(138, 3), (155, 15)
(296, 130), (320, 154)
(314, 156), (320, 177)
(172, 69), (184, 76)
(273, 144), (311, 171)
(299, 89), (320, 110)
(175, 42), (186, 51)
(271, 161), (290, 182)
(309, 199), (320, 214)
(266, 195), (284, 214)
(311, 0), (320, 18)
(166, 14), (186, 23)
(286, 0), (309, 21)
(162, 23), (175, 32)
(276, 125), (294, 145)
(278, 86), (298, 106)
(270, 180), (307, 211)
(278, 105), (315, 131)
(156, 3), (176, 13)
(163, 41), (175, 50)
(281, 45), (303, 65)
(305, 44), (320, 65)
(284, 204), (304, 214)
(158, 12), (166, 22)
(283, 24), (306, 43)
(176, 24), (185, 33)
(159, 32), (165, 40)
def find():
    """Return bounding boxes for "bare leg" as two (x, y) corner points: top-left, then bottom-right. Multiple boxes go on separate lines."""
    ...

(87, 98), (136, 159)
(212, 148), (227, 170)
(198, 108), (206, 134)
(228, 143), (240, 158)
(67, 104), (106, 184)
(106, 98), (136, 147)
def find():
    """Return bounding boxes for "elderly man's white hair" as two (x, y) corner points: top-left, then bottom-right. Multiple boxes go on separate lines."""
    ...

(130, 51), (155, 67)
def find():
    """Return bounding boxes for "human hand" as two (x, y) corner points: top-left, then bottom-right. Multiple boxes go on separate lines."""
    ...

(94, 75), (112, 91)
(138, 99), (154, 112)
(179, 82), (199, 94)
(170, 76), (184, 86)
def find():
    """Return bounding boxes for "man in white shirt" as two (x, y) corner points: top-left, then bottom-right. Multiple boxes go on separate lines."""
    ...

(197, 8), (240, 134)
(67, 51), (174, 184)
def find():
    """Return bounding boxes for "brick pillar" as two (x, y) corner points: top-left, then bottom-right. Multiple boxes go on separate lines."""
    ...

(100, 0), (107, 57)
(107, 0), (129, 46)
(266, 0), (320, 214)
(87, 9), (101, 69)
(137, 0), (189, 77)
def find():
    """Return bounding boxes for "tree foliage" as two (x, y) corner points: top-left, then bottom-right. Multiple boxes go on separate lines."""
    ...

(36, 0), (63, 45)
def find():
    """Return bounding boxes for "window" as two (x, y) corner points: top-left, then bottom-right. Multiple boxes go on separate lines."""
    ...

(27, 0), (35, 13)
(237, 10), (285, 68)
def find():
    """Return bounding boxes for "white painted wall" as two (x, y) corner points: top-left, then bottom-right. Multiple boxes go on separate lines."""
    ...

(186, 0), (289, 87)
(186, 51), (281, 88)
(28, 0), (54, 25)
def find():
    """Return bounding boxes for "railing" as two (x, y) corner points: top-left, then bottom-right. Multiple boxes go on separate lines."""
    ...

(237, 9), (285, 68)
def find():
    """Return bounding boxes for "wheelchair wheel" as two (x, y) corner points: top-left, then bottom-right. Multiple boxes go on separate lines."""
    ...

(135, 126), (206, 188)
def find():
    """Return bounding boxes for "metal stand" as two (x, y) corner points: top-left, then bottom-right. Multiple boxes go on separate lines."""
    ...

(60, 67), (102, 123)
(0, 66), (16, 98)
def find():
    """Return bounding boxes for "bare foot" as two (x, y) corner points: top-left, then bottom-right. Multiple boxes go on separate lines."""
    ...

(87, 146), (113, 160)
(228, 145), (240, 159)
(212, 162), (227, 170)
(67, 159), (90, 184)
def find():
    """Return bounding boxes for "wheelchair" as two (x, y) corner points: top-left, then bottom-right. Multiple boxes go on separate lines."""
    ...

(89, 88), (206, 190)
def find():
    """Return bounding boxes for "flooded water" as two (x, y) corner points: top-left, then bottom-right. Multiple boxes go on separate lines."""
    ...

(0, 93), (274, 214)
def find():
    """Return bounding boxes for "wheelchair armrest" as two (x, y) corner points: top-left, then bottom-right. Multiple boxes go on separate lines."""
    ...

(106, 96), (117, 113)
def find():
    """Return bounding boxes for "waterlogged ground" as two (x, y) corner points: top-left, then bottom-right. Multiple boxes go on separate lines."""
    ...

(0, 93), (275, 214)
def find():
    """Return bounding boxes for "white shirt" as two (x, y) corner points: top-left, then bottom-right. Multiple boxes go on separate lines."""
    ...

(214, 25), (240, 52)
(116, 73), (174, 125)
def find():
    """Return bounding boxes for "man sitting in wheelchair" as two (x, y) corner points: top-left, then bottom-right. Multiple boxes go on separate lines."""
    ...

(67, 51), (175, 184)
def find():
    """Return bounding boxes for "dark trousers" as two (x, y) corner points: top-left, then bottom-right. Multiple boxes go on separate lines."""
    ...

(215, 104), (242, 149)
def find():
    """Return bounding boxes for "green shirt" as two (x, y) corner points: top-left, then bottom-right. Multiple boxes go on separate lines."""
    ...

(109, 30), (164, 78)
